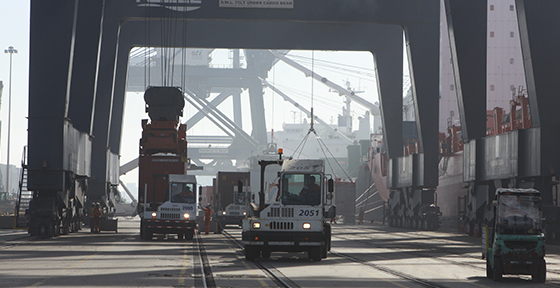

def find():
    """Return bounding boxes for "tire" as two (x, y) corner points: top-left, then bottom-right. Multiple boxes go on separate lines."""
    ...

(261, 249), (271, 259)
(38, 223), (49, 239)
(421, 219), (428, 230)
(493, 257), (503, 282)
(141, 223), (152, 240)
(178, 233), (184, 240)
(321, 245), (328, 259)
(309, 247), (322, 261)
(185, 230), (194, 240)
(532, 259), (546, 283)
(245, 246), (259, 261)
(486, 257), (494, 279)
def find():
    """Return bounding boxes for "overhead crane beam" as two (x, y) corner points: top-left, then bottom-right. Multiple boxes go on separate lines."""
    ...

(184, 88), (242, 131)
(183, 87), (260, 147)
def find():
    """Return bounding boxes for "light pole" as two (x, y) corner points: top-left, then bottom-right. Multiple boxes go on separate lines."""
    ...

(4, 46), (17, 197)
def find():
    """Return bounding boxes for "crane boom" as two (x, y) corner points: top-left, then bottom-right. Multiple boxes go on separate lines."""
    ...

(269, 50), (380, 116)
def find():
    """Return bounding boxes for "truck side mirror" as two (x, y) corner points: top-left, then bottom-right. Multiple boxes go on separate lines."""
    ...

(328, 178), (334, 192)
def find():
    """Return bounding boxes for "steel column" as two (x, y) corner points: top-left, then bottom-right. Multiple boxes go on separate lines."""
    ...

(444, 0), (487, 142)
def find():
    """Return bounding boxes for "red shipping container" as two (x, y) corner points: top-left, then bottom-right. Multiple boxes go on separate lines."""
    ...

(138, 154), (187, 204)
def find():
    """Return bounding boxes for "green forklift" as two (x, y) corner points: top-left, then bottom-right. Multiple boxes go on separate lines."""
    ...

(484, 188), (546, 282)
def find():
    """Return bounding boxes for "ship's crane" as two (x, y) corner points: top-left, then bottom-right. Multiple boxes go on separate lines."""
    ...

(261, 79), (352, 143)
(269, 50), (381, 117)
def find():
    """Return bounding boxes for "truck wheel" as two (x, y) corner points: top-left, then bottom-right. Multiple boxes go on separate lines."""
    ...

(486, 257), (493, 279)
(261, 249), (271, 259)
(185, 230), (194, 240)
(493, 257), (503, 282)
(141, 224), (152, 240)
(309, 247), (322, 262)
(245, 246), (259, 261)
(532, 259), (546, 283)
(38, 223), (49, 239)
(321, 245), (328, 259)
(177, 233), (184, 240)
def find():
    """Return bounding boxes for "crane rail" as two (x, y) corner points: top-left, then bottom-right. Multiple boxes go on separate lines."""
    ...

(222, 230), (295, 288)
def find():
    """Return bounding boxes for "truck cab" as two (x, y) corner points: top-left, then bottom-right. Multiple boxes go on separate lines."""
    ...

(484, 188), (545, 282)
(242, 158), (334, 261)
(140, 174), (198, 240)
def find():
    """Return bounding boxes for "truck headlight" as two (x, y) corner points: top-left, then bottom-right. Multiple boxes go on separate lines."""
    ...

(151, 212), (157, 218)
(252, 222), (261, 229)
(183, 213), (190, 220)
(303, 223), (311, 229)
(243, 211), (247, 215)
(222, 211), (227, 215)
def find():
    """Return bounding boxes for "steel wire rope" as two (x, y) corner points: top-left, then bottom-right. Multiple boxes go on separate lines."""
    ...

(355, 182), (377, 203)
(291, 59), (376, 80)
(170, 2), (179, 87)
(144, 4), (150, 88)
(159, 11), (164, 86)
(161, 4), (173, 87)
(314, 132), (353, 182)
(272, 83), (343, 110)
(276, 51), (373, 73)
(181, 7), (187, 95)
(356, 191), (379, 207)
(271, 65), (275, 142)
(290, 50), (315, 159)
(289, 50), (356, 179)
(159, 13), (165, 86)
(291, 130), (312, 159)
(286, 54), (377, 79)
(271, 75), (372, 121)
(355, 182), (377, 218)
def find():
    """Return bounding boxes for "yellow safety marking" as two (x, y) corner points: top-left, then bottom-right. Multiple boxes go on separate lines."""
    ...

(178, 241), (189, 286)
(241, 258), (268, 287)
(30, 236), (129, 287)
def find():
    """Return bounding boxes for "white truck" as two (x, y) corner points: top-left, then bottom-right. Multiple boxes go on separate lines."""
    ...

(140, 174), (199, 240)
(242, 158), (334, 261)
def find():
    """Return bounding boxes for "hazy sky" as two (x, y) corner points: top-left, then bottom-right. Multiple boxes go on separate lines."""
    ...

(0, 2), (380, 189)
(0, 1), (30, 172)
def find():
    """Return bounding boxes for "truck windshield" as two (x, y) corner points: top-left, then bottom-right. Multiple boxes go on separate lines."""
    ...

(171, 183), (196, 203)
(281, 173), (322, 206)
(496, 194), (542, 235)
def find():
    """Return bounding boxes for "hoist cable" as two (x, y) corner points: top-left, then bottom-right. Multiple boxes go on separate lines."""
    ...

(314, 133), (353, 182)
(143, 4), (147, 89)
(290, 129), (311, 159)
(271, 66), (275, 142)
(172, 1), (180, 87)
(291, 50), (316, 158)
